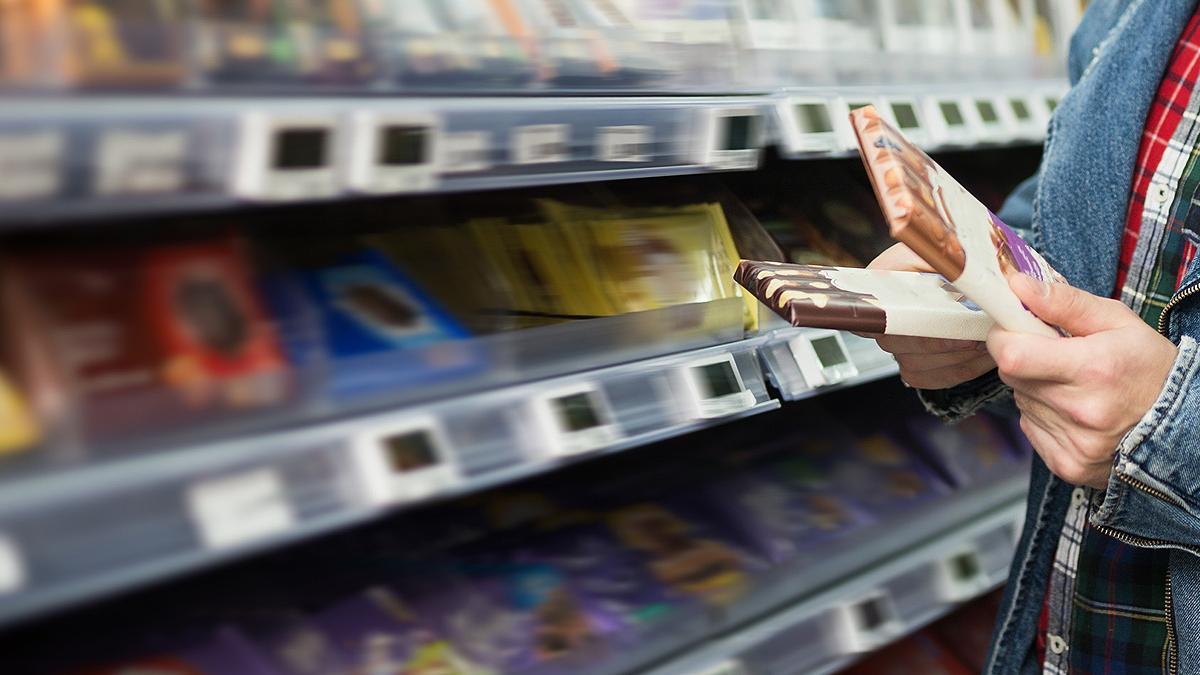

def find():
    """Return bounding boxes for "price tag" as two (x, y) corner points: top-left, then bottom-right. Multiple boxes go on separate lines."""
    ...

(351, 417), (458, 506)
(95, 129), (187, 195)
(347, 112), (439, 194)
(533, 384), (622, 457)
(674, 354), (757, 420)
(442, 130), (491, 173)
(186, 468), (295, 549)
(936, 546), (988, 599)
(687, 660), (748, 675)
(596, 125), (651, 162)
(789, 100), (839, 153)
(512, 124), (570, 165)
(0, 131), (62, 200)
(788, 330), (858, 388)
(233, 114), (339, 200)
(835, 591), (901, 652)
(700, 109), (761, 171)
(0, 534), (26, 594)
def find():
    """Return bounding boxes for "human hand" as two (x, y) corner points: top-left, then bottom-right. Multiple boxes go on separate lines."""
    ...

(988, 274), (1178, 489)
(866, 243), (996, 389)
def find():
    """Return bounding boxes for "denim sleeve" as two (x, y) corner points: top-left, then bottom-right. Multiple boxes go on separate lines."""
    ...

(1090, 336), (1200, 549)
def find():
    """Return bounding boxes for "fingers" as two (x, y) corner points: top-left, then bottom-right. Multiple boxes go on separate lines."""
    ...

(867, 243), (938, 273)
(875, 334), (985, 355)
(987, 328), (1080, 383)
(1009, 274), (1137, 336)
(897, 353), (996, 390)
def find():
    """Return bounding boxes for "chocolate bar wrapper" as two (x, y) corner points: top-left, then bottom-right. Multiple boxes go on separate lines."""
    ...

(734, 259), (993, 340)
(851, 105), (1063, 337)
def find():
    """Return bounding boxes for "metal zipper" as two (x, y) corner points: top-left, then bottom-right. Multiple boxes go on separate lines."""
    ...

(1157, 280), (1200, 335)
(1115, 472), (1186, 509)
(1166, 567), (1178, 675)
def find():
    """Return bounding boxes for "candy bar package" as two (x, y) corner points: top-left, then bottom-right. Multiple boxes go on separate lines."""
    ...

(603, 501), (764, 607)
(520, 523), (701, 645)
(3, 238), (293, 444)
(62, 626), (279, 675)
(191, 0), (316, 83)
(841, 427), (952, 512)
(312, 586), (490, 674)
(851, 104), (1064, 337)
(415, 559), (620, 674)
(47, 0), (186, 87)
(734, 259), (993, 340)
(278, 246), (478, 400)
(236, 611), (351, 675)
(539, 200), (754, 329)
(906, 413), (1024, 487)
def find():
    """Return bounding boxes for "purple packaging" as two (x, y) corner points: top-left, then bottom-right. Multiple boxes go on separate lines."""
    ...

(311, 586), (487, 675)
(603, 500), (767, 607)
(836, 427), (952, 512)
(521, 524), (700, 645)
(906, 413), (1024, 486)
(700, 460), (876, 566)
(235, 611), (351, 675)
(409, 559), (615, 675)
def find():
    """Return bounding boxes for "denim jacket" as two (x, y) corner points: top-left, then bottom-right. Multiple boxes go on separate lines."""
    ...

(918, 1), (1200, 672)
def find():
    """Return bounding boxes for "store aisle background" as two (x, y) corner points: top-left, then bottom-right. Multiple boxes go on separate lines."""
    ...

(0, 1), (1085, 673)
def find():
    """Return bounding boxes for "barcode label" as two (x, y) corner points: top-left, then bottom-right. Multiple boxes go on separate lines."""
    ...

(187, 468), (295, 549)
(95, 129), (188, 195)
(0, 535), (26, 594)
(597, 125), (651, 162)
(442, 131), (491, 173)
(512, 124), (570, 165)
(0, 131), (62, 200)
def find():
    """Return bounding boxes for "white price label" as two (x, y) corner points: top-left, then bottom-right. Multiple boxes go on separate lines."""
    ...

(0, 535), (26, 594)
(596, 125), (651, 162)
(512, 124), (569, 165)
(0, 131), (62, 200)
(187, 468), (295, 549)
(95, 129), (188, 195)
(442, 131), (491, 173)
(687, 660), (747, 675)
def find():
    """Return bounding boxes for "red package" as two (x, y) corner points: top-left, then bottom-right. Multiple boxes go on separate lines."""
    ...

(6, 238), (291, 443)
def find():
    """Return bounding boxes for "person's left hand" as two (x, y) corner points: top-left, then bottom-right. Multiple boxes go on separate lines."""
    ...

(987, 274), (1179, 489)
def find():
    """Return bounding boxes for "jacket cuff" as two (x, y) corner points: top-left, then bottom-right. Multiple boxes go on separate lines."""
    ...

(917, 369), (1011, 423)
(1092, 336), (1200, 549)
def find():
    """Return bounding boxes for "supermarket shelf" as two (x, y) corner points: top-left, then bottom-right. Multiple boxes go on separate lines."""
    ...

(640, 474), (1028, 675)
(0, 334), (783, 628)
(760, 329), (899, 401)
(0, 82), (1065, 227)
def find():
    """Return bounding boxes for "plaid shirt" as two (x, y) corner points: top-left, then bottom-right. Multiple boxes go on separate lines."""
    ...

(1038, 9), (1200, 674)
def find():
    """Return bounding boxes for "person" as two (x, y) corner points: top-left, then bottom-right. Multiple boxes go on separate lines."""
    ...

(868, 2), (1200, 672)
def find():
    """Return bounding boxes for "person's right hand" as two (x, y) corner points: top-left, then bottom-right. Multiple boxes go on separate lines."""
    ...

(865, 243), (996, 389)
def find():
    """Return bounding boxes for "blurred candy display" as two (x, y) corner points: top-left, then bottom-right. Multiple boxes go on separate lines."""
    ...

(27, 396), (1024, 674)
(0, 0), (1082, 93)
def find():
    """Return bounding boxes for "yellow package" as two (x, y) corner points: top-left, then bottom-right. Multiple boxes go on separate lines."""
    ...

(514, 222), (617, 319)
(465, 217), (568, 328)
(0, 368), (39, 453)
(541, 200), (756, 330)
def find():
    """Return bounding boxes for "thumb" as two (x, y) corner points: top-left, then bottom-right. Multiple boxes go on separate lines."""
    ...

(1009, 273), (1134, 336)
